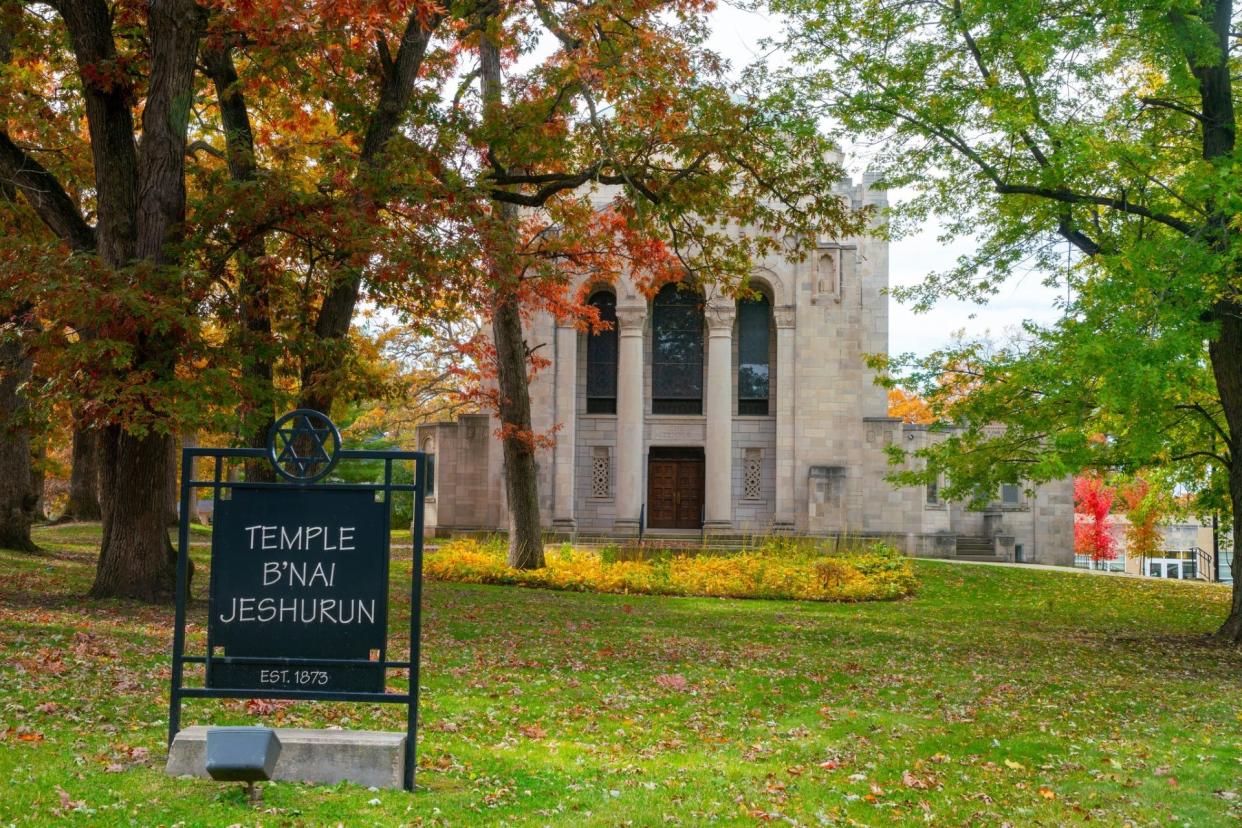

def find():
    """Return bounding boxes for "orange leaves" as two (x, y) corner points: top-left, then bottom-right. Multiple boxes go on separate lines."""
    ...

(888, 387), (933, 424)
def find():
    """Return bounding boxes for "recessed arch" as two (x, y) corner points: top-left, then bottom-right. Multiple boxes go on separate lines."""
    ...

(585, 289), (618, 414)
(747, 268), (787, 307)
(736, 292), (771, 416)
(651, 283), (704, 415)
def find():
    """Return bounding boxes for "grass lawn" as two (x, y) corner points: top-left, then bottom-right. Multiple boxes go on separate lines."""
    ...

(0, 524), (1238, 826)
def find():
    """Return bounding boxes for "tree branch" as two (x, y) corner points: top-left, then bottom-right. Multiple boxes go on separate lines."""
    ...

(1170, 450), (1232, 467)
(359, 8), (444, 166)
(1174, 402), (1234, 451)
(994, 183), (1196, 236)
(0, 131), (96, 251)
(1139, 96), (1207, 124)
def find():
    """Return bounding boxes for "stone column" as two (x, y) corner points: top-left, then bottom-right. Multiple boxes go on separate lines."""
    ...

(613, 305), (646, 533)
(551, 322), (577, 532)
(703, 303), (736, 532)
(773, 305), (796, 530)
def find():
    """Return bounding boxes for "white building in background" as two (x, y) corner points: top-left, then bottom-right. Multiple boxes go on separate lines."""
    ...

(418, 173), (1075, 565)
(1076, 513), (1235, 583)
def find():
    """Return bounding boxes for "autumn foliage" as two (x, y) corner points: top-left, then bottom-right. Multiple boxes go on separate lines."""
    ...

(1073, 475), (1116, 561)
(1118, 479), (1168, 562)
(426, 538), (917, 602)
(887, 388), (933, 424)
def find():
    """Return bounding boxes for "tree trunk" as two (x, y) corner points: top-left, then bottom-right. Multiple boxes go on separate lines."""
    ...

(1191, 0), (1239, 642)
(64, 428), (101, 520)
(295, 11), (440, 421)
(203, 43), (277, 482)
(165, 437), (179, 526)
(91, 424), (177, 600)
(78, 0), (202, 602)
(478, 19), (544, 569)
(1209, 300), (1242, 642)
(30, 438), (46, 522)
(1218, 498), (1242, 642)
(0, 332), (37, 552)
(492, 287), (546, 569)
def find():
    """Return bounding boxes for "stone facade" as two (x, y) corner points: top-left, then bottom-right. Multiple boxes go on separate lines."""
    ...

(417, 173), (1075, 564)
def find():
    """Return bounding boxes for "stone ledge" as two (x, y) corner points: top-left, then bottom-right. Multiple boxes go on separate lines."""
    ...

(166, 726), (407, 790)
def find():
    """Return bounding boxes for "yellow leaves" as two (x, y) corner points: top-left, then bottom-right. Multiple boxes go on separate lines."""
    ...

(1003, 759), (1025, 771)
(423, 539), (917, 602)
(888, 387), (933, 424)
(1038, 785), (1056, 800)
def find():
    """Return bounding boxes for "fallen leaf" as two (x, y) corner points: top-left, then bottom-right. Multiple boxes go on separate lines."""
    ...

(653, 674), (689, 692)
(902, 770), (931, 790)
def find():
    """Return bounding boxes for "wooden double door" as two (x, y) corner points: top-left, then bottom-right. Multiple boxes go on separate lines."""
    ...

(646, 448), (705, 529)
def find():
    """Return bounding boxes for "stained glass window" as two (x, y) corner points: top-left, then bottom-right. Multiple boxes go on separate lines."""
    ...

(586, 291), (617, 414)
(738, 295), (770, 416)
(652, 284), (704, 415)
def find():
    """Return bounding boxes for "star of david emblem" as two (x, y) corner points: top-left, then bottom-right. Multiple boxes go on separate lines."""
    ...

(268, 409), (341, 483)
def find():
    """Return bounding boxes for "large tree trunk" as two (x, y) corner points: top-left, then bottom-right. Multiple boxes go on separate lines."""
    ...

(492, 287), (546, 570)
(64, 428), (101, 520)
(479, 20), (544, 569)
(1209, 300), (1242, 642)
(90, 424), (177, 600)
(1193, 0), (1240, 642)
(0, 331), (37, 552)
(73, 0), (201, 602)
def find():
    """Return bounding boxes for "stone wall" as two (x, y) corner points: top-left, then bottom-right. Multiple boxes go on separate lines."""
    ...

(731, 417), (776, 531)
(574, 415), (618, 531)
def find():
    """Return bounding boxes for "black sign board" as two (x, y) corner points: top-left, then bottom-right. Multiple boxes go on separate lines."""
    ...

(208, 487), (388, 692)
(168, 410), (427, 791)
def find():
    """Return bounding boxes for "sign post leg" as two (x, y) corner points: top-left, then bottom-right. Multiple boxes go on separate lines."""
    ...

(169, 449), (194, 746)
(405, 456), (427, 792)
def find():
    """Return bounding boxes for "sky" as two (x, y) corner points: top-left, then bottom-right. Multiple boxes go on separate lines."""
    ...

(705, 4), (1066, 358)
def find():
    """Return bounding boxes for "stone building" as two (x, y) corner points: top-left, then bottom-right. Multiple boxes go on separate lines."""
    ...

(418, 174), (1075, 565)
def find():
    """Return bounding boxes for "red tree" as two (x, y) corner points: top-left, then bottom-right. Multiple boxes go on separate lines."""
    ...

(1073, 475), (1116, 562)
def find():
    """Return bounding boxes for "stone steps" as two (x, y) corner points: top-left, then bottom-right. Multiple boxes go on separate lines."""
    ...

(955, 536), (1000, 562)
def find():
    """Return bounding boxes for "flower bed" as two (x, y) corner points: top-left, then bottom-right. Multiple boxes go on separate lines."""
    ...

(424, 537), (916, 602)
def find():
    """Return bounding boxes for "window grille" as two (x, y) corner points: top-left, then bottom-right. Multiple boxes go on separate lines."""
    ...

(591, 447), (611, 498)
(743, 449), (762, 500)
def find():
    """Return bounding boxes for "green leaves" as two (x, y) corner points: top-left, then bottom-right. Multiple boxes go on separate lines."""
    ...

(773, 0), (1240, 536)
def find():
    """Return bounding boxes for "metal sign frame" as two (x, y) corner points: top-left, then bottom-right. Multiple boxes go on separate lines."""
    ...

(168, 410), (427, 791)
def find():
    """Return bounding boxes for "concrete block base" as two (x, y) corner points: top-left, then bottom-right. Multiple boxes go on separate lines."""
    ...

(166, 727), (407, 789)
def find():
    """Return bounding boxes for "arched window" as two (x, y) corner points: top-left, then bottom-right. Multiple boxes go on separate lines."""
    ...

(652, 283), (704, 415)
(737, 294), (770, 415)
(585, 291), (618, 414)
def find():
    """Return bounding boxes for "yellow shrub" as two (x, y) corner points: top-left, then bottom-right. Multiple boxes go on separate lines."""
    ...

(424, 538), (916, 603)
